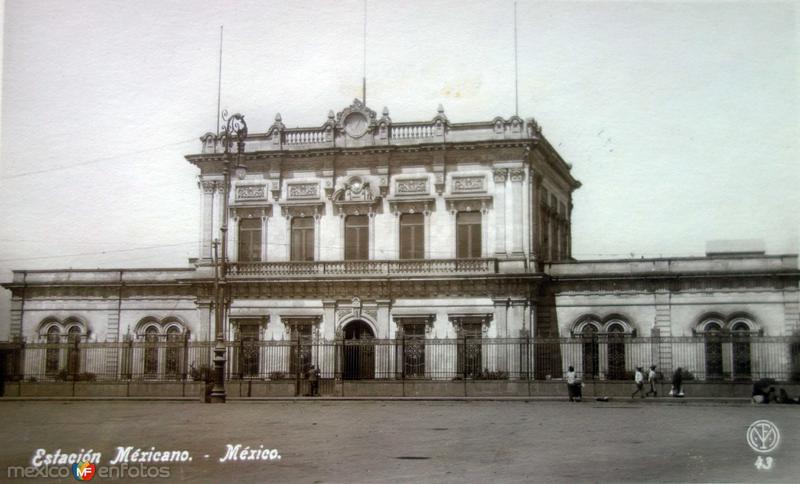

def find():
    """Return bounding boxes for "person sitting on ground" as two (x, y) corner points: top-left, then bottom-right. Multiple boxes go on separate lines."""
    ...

(778, 388), (800, 404)
(752, 380), (775, 404)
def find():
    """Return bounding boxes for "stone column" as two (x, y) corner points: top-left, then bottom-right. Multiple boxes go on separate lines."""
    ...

(9, 296), (23, 340)
(509, 168), (525, 256)
(493, 298), (510, 372)
(200, 181), (216, 259)
(377, 299), (392, 339)
(493, 169), (508, 256)
(322, 300), (337, 341)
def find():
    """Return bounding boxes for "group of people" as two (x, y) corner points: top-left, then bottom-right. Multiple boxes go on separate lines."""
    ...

(751, 380), (800, 404)
(565, 364), (687, 402)
(632, 365), (685, 399)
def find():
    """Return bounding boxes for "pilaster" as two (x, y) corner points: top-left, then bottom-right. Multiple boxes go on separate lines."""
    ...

(493, 169), (507, 256)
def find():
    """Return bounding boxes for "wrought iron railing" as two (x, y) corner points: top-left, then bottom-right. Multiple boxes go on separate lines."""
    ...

(5, 336), (799, 384)
(228, 258), (497, 277)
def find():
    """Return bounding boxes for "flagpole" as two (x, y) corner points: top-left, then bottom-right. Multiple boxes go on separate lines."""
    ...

(216, 25), (223, 152)
(363, 0), (367, 105)
(514, 1), (519, 117)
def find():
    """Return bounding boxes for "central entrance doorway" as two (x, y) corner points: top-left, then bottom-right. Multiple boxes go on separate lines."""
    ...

(342, 320), (375, 379)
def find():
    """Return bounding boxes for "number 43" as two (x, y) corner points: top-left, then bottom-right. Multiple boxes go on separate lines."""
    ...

(755, 456), (774, 470)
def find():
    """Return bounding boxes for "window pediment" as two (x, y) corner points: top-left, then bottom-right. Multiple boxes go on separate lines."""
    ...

(388, 197), (435, 215)
(445, 195), (492, 214)
(280, 201), (325, 219)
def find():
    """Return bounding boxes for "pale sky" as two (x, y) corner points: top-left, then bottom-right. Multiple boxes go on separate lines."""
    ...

(1, 0), (798, 339)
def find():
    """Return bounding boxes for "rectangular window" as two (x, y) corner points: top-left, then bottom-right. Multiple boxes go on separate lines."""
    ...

(290, 217), (315, 261)
(399, 213), (424, 259)
(238, 323), (260, 378)
(289, 324), (313, 377)
(456, 212), (482, 258)
(238, 218), (262, 262)
(401, 323), (426, 378)
(345, 215), (369, 260)
(457, 321), (483, 378)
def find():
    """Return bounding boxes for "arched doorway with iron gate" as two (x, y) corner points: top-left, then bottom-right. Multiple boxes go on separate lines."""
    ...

(342, 320), (375, 379)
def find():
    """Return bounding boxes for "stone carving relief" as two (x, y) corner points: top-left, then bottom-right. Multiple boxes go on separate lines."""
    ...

(287, 183), (320, 200)
(452, 176), (486, 193)
(235, 185), (267, 201)
(396, 178), (429, 195)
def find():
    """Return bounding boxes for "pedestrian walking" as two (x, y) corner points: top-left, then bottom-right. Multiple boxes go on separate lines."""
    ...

(308, 365), (320, 397)
(565, 366), (581, 402)
(631, 366), (645, 399)
(671, 367), (684, 397)
(645, 365), (658, 397)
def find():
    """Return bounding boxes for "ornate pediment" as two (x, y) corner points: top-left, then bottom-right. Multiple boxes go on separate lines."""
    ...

(448, 313), (493, 335)
(332, 176), (381, 216)
(336, 99), (377, 139)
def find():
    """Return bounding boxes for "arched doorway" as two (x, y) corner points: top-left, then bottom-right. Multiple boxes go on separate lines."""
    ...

(342, 320), (375, 380)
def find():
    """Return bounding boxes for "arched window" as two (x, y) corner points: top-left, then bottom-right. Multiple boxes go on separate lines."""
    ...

(703, 322), (724, 380)
(165, 326), (182, 378)
(66, 326), (82, 375)
(581, 324), (599, 380)
(143, 326), (159, 377)
(606, 323), (626, 380)
(45, 327), (60, 375)
(731, 321), (752, 380)
(136, 319), (188, 380)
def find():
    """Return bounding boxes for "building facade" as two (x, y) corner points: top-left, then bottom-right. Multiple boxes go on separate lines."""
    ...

(2, 100), (799, 387)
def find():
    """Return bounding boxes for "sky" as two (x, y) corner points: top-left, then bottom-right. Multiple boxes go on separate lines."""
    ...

(0, 0), (798, 338)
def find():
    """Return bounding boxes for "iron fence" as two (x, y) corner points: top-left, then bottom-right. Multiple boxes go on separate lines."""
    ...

(5, 335), (800, 385)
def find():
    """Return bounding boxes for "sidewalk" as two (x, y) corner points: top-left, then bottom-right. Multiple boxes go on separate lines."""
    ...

(0, 395), (755, 404)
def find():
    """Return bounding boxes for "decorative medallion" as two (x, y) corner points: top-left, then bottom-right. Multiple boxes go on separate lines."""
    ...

(344, 112), (369, 138)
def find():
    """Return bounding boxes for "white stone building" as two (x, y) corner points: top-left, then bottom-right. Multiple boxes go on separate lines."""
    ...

(2, 100), (798, 385)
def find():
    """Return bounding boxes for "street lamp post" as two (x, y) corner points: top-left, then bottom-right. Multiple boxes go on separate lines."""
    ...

(209, 110), (248, 404)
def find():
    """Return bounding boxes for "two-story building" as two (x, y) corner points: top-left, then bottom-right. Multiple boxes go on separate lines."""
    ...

(2, 99), (798, 388)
